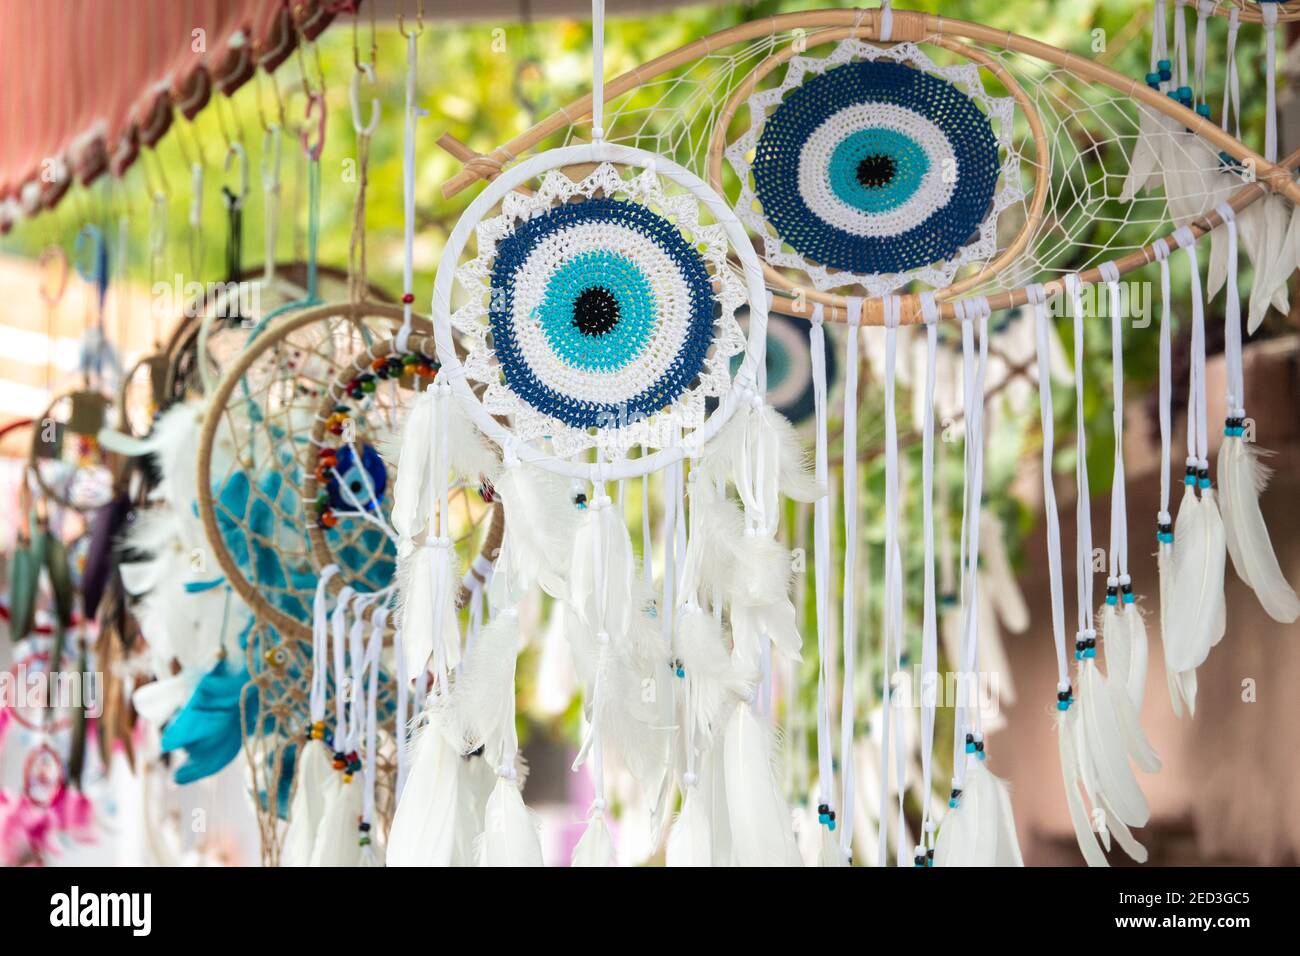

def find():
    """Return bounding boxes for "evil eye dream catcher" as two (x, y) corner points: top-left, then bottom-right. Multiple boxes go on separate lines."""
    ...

(387, 0), (821, 868)
(726, 36), (1023, 297)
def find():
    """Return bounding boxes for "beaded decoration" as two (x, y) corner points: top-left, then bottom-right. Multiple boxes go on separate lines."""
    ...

(452, 162), (747, 458)
(726, 38), (1022, 294)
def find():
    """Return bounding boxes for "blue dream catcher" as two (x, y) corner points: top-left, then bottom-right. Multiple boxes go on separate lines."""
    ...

(726, 38), (1021, 294)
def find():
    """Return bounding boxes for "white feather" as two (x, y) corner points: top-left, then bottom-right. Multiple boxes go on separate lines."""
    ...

(1058, 710), (1108, 867)
(665, 787), (712, 867)
(934, 763), (1022, 867)
(386, 723), (461, 867)
(389, 391), (433, 540)
(474, 775), (543, 867)
(1103, 603), (1149, 715)
(700, 402), (822, 510)
(489, 461), (578, 605)
(284, 739), (334, 866)
(1166, 485), (1226, 673)
(1078, 662), (1149, 828)
(309, 778), (363, 867)
(430, 609), (522, 756)
(1218, 437), (1300, 623)
(1158, 540), (1197, 717)
(721, 700), (801, 867)
(675, 607), (745, 741)
(571, 813), (615, 867)
(396, 543), (462, 680)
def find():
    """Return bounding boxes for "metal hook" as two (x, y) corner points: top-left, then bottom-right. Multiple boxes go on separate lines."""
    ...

(350, 62), (381, 136)
(301, 91), (327, 160)
(224, 142), (250, 210)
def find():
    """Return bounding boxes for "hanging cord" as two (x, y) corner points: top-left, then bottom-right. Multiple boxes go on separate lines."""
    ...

(1101, 262), (1131, 605)
(330, 585), (357, 753)
(310, 565), (341, 729)
(1174, 226), (1209, 480)
(879, 295), (906, 865)
(1066, 274), (1096, 667)
(348, 54), (380, 306)
(1262, 1), (1279, 163)
(394, 618), (410, 799)
(1217, 203), (1244, 423)
(952, 298), (990, 788)
(809, 303), (837, 839)
(397, 28), (424, 353)
(1193, 0), (1213, 106)
(1151, 0), (1168, 73)
(591, 0), (606, 141)
(916, 292), (940, 863)
(838, 296), (863, 860)
(1173, 0), (1189, 91)
(583, 478), (613, 822)
(261, 124), (283, 286)
(1028, 285), (1071, 702)
(360, 606), (387, 842)
(1221, 7), (1242, 140)
(1153, 241), (1174, 546)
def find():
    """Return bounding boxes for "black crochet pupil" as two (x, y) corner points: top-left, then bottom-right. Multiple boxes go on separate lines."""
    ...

(855, 154), (896, 189)
(572, 287), (620, 338)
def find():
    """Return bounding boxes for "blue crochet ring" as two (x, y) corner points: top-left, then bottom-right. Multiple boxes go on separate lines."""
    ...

(489, 196), (716, 430)
(752, 58), (1000, 275)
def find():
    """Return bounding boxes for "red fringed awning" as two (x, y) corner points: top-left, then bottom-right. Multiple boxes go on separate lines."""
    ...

(0, 0), (350, 230)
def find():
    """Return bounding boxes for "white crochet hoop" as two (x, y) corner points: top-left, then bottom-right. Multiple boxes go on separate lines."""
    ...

(430, 141), (770, 481)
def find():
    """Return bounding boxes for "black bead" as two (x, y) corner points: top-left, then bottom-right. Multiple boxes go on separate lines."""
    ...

(817, 804), (828, 814)
(572, 286), (620, 337)
(965, 733), (974, 744)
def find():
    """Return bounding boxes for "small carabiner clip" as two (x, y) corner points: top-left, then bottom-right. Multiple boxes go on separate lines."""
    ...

(350, 62), (380, 136)
(301, 91), (327, 161)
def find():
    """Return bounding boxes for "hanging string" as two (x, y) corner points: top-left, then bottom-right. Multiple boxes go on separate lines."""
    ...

(261, 124), (283, 286)
(1028, 285), (1071, 699)
(1217, 203), (1244, 422)
(1154, 240), (1174, 548)
(1175, 226), (1208, 476)
(1066, 274), (1096, 651)
(331, 585), (357, 749)
(879, 294), (906, 866)
(1101, 262), (1130, 602)
(808, 303), (837, 842)
(1151, 0), (1168, 74)
(397, 26), (423, 353)
(1220, 7), (1241, 140)
(952, 298), (990, 788)
(839, 296), (863, 861)
(394, 620), (410, 800)
(361, 606), (386, 841)
(1192, 0), (1212, 106)
(591, 0), (606, 141)
(916, 292), (940, 863)
(1262, 1), (1279, 163)
(310, 565), (341, 731)
(1172, 0), (1190, 91)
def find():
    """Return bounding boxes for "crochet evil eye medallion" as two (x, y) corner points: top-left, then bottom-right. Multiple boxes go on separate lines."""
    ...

(489, 197), (716, 431)
(727, 41), (1020, 294)
(451, 163), (748, 457)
